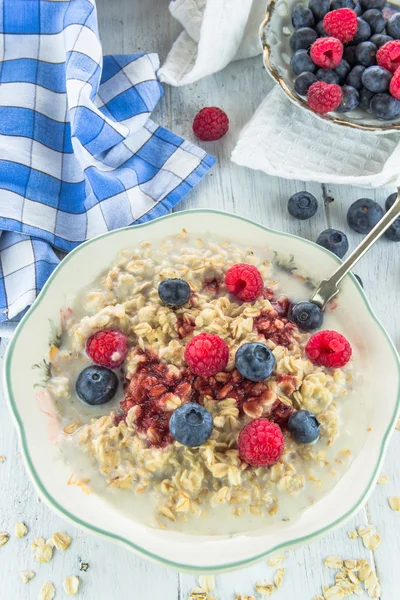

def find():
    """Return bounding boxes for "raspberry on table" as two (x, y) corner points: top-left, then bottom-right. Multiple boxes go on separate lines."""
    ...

(184, 332), (229, 376)
(310, 37), (344, 68)
(192, 107), (229, 141)
(377, 40), (400, 73)
(323, 9), (358, 43)
(225, 263), (264, 302)
(306, 330), (352, 368)
(86, 329), (128, 369)
(307, 81), (343, 113)
(390, 69), (400, 99)
(238, 419), (285, 467)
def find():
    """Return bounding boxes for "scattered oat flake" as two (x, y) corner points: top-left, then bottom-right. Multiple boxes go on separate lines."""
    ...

(63, 421), (79, 434)
(344, 559), (358, 571)
(364, 572), (380, 598)
(38, 581), (55, 600)
(20, 570), (35, 584)
(347, 530), (358, 539)
(198, 576), (215, 593)
(377, 474), (389, 485)
(189, 589), (208, 600)
(323, 585), (345, 599)
(32, 539), (53, 563)
(0, 532), (9, 547)
(64, 575), (80, 596)
(396, 418), (400, 430)
(51, 531), (71, 550)
(314, 597), (324, 600)
(255, 581), (275, 596)
(388, 496), (400, 511)
(0, 455), (5, 462)
(273, 568), (284, 589)
(324, 556), (344, 569)
(15, 521), (28, 538)
(268, 553), (285, 567)
(236, 596), (255, 600)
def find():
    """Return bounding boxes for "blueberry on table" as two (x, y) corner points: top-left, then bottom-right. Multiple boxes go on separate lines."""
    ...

(347, 198), (384, 233)
(387, 14), (400, 40)
(292, 5), (315, 28)
(288, 301), (323, 331)
(354, 274), (364, 287)
(290, 27), (318, 52)
(355, 42), (377, 67)
(361, 66), (392, 93)
(158, 278), (191, 306)
(288, 191), (318, 219)
(359, 0), (386, 9)
(288, 410), (320, 444)
(316, 68), (340, 84)
(295, 72), (318, 95)
(370, 93), (400, 119)
(169, 403), (213, 447)
(385, 192), (397, 211)
(334, 60), (351, 83)
(370, 34), (393, 47)
(316, 229), (349, 258)
(308, 0), (330, 21)
(235, 342), (276, 382)
(346, 65), (366, 90)
(362, 9), (386, 34)
(290, 49), (317, 75)
(353, 18), (372, 45)
(359, 88), (375, 109)
(336, 85), (360, 112)
(76, 366), (118, 406)
(384, 220), (400, 241)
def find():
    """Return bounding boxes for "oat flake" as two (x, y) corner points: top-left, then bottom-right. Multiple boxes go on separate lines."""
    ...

(0, 456), (5, 462)
(52, 531), (72, 551)
(324, 556), (344, 569)
(377, 474), (389, 485)
(198, 576), (215, 593)
(255, 581), (275, 596)
(0, 532), (9, 547)
(396, 418), (400, 430)
(347, 530), (358, 540)
(364, 572), (381, 598)
(64, 575), (80, 596)
(273, 568), (284, 589)
(189, 589), (208, 600)
(388, 496), (400, 511)
(236, 596), (256, 600)
(323, 585), (345, 599)
(32, 538), (53, 563)
(20, 570), (35, 584)
(15, 521), (28, 538)
(38, 581), (55, 600)
(268, 554), (285, 567)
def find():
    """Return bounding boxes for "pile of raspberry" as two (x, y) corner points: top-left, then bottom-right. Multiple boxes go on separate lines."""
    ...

(289, 0), (400, 119)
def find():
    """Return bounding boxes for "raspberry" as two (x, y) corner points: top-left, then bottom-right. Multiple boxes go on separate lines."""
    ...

(323, 9), (358, 43)
(225, 264), (264, 302)
(310, 37), (344, 68)
(192, 107), (229, 141)
(390, 69), (400, 100)
(377, 40), (400, 74)
(305, 330), (352, 368)
(238, 419), (285, 466)
(307, 81), (343, 113)
(86, 329), (128, 369)
(184, 333), (229, 376)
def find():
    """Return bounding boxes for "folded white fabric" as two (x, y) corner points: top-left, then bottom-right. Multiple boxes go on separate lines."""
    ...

(158, 0), (265, 86)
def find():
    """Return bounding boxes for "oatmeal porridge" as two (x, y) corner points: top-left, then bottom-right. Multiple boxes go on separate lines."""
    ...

(44, 230), (369, 535)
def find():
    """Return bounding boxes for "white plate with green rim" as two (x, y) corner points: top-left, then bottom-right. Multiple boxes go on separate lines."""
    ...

(4, 209), (400, 572)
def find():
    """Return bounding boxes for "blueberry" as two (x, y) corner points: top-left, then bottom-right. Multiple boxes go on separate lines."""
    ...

(315, 20), (327, 36)
(288, 191), (318, 219)
(336, 85), (360, 112)
(385, 192), (397, 211)
(359, 87), (375, 109)
(362, 66), (392, 92)
(290, 27), (318, 52)
(288, 301), (323, 331)
(355, 41), (377, 67)
(330, 0), (357, 9)
(387, 13), (400, 39)
(316, 229), (349, 258)
(362, 9), (386, 33)
(334, 60), (350, 83)
(354, 2), (363, 15)
(384, 220), (400, 241)
(370, 93), (400, 119)
(309, 0), (330, 20)
(288, 410), (320, 444)
(343, 46), (358, 68)
(370, 33), (394, 47)
(346, 65), (366, 90)
(292, 5), (315, 28)
(290, 49), (317, 75)
(235, 342), (276, 382)
(295, 71), (318, 95)
(347, 198), (384, 233)
(354, 274), (364, 287)
(359, 0), (386, 9)
(76, 366), (118, 406)
(316, 68), (340, 83)
(158, 278), (191, 306)
(169, 403), (213, 447)
(353, 18), (372, 44)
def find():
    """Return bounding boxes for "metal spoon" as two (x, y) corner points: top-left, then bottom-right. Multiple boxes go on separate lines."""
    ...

(289, 189), (400, 329)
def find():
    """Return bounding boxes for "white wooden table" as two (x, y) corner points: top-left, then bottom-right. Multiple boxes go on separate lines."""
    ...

(1, 1), (400, 598)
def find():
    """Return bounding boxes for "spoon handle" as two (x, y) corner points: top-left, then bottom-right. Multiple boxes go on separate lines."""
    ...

(310, 189), (400, 310)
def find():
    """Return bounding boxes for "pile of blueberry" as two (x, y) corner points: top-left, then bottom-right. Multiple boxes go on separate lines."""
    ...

(288, 190), (400, 262)
(289, 0), (400, 119)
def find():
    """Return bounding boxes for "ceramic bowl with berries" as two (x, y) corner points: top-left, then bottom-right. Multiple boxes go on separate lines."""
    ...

(261, 0), (400, 132)
(4, 210), (400, 572)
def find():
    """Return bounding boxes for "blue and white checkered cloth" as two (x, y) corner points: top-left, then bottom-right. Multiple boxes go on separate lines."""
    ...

(0, 0), (215, 335)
